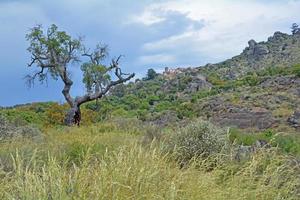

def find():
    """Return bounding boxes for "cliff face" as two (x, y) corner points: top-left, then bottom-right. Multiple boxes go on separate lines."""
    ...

(200, 32), (300, 79)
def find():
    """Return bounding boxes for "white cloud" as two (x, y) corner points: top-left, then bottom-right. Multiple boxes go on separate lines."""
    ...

(133, 0), (300, 64)
(128, 9), (165, 26)
(137, 54), (177, 65)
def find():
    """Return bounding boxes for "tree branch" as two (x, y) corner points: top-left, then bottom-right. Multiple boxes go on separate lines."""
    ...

(76, 72), (135, 105)
(76, 55), (134, 105)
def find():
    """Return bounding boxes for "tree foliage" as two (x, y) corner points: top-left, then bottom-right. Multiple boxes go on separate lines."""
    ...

(291, 23), (300, 35)
(145, 68), (158, 80)
(26, 24), (134, 125)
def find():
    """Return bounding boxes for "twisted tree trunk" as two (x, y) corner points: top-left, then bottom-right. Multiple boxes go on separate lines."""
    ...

(64, 104), (81, 126)
(62, 69), (135, 126)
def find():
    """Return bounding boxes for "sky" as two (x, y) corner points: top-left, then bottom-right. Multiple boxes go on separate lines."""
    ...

(0, 0), (300, 106)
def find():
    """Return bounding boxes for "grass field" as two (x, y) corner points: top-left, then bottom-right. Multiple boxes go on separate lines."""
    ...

(0, 121), (299, 200)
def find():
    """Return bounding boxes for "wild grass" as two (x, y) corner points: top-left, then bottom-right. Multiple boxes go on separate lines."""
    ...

(0, 121), (299, 199)
(229, 128), (300, 156)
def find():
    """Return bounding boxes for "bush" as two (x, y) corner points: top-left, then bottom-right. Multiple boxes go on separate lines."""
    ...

(229, 128), (300, 156)
(166, 120), (228, 165)
(207, 72), (227, 86)
(0, 115), (42, 141)
(191, 89), (219, 102)
(257, 66), (288, 76)
(0, 109), (45, 126)
(81, 108), (98, 125)
(45, 103), (68, 126)
(291, 64), (300, 77)
(240, 73), (260, 86)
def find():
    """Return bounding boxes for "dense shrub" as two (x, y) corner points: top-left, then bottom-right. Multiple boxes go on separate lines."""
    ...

(240, 73), (261, 86)
(45, 103), (68, 126)
(176, 102), (195, 119)
(0, 109), (45, 126)
(191, 89), (219, 102)
(257, 66), (288, 76)
(0, 115), (42, 141)
(291, 64), (300, 77)
(167, 120), (228, 164)
(206, 72), (227, 86)
(229, 128), (300, 156)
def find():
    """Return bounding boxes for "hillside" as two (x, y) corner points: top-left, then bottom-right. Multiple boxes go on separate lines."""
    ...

(83, 31), (300, 133)
(2, 31), (300, 133)
(200, 31), (300, 79)
(1, 30), (300, 199)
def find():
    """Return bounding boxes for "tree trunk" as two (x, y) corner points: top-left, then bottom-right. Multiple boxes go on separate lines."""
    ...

(64, 104), (81, 126)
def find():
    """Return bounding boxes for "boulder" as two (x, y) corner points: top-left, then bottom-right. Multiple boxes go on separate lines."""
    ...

(245, 39), (269, 60)
(287, 111), (300, 129)
(184, 74), (212, 93)
(248, 39), (257, 48)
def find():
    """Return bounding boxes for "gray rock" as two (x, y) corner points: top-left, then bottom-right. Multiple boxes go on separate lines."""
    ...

(248, 39), (257, 48)
(245, 40), (269, 59)
(213, 107), (275, 130)
(184, 74), (212, 93)
(253, 44), (269, 57)
(233, 139), (271, 162)
(260, 76), (300, 89)
(287, 111), (300, 129)
(199, 31), (300, 80)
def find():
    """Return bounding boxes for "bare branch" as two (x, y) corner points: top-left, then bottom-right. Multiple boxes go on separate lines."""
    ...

(25, 67), (47, 88)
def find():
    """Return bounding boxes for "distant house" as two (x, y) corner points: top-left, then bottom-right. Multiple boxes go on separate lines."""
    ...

(163, 67), (186, 79)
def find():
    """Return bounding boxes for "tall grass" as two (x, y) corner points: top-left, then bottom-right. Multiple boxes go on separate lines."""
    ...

(0, 122), (299, 199)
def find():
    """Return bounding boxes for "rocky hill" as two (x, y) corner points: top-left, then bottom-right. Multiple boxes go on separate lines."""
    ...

(2, 31), (300, 134)
(200, 31), (300, 79)
(105, 30), (300, 132)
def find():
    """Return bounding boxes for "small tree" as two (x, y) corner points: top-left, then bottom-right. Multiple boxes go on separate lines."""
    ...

(291, 23), (300, 35)
(26, 24), (135, 126)
(146, 68), (158, 80)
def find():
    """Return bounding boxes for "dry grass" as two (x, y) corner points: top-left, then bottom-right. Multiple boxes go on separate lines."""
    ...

(0, 123), (299, 199)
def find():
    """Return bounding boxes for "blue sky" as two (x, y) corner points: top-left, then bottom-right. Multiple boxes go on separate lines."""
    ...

(0, 0), (300, 106)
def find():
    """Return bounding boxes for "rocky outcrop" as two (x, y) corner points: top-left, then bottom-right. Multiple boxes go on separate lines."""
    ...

(213, 107), (276, 130)
(245, 39), (269, 59)
(287, 111), (300, 129)
(184, 74), (212, 93)
(162, 68), (212, 94)
(200, 31), (300, 79)
(260, 76), (300, 89)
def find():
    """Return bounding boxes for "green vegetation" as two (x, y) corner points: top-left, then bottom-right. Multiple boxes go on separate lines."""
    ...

(1, 62), (300, 198)
(229, 128), (300, 156)
(0, 120), (299, 199)
(166, 120), (228, 165)
(2, 30), (300, 198)
(2, 22), (300, 199)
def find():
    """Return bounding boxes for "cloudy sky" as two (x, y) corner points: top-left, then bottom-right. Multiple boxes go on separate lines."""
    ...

(0, 0), (300, 106)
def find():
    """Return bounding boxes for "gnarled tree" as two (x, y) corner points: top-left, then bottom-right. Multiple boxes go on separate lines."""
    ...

(26, 24), (135, 126)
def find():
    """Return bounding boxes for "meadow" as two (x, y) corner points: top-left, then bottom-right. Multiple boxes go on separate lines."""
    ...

(0, 119), (299, 200)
